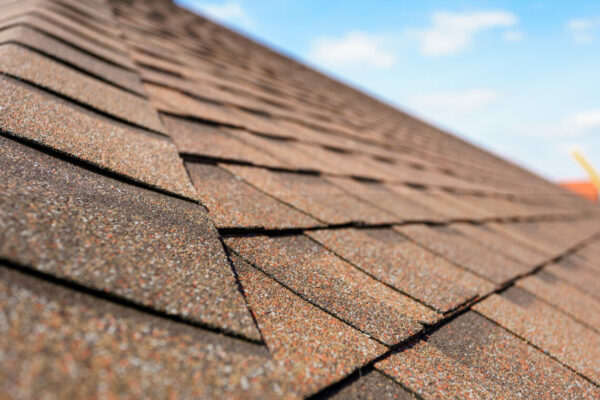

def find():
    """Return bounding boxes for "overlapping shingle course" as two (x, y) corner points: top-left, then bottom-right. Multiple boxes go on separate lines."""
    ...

(0, 0), (599, 398)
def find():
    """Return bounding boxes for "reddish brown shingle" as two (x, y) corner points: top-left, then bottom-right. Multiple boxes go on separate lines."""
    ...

(226, 234), (438, 345)
(0, 0), (599, 397)
(232, 255), (386, 395)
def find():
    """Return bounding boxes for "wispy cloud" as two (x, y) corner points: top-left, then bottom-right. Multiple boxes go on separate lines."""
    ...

(410, 89), (501, 114)
(502, 30), (524, 42)
(182, 1), (254, 29)
(309, 32), (395, 68)
(414, 10), (518, 56)
(565, 109), (600, 133)
(518, 109), (600, 139)
(567, 16), (600, 44)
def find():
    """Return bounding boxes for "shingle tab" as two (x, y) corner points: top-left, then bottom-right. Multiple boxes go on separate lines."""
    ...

(0, 44), (163, 132)
(306, 228), (494, 312)
(163, 115), (286, 167)
(0, 76), (197, 200)
(451, 222), (549, 267)
(327, 371), (416, 400)
(226, 234), (438, 345)
(0, 267), (296, 400)
(326, 177), (441, 222)
(474, 287), (600, 384)
(545, 261), (600, 298)
(0, 135), (259, 340)
(396, 224), (531, 283)
(0, 25), (145, 94)
(376, 312), (599, 399)
(516, 271), (600, 331)
(222, 165), (396, 224)
(232, 255), (386, 396)
(186, 163), (319, 229)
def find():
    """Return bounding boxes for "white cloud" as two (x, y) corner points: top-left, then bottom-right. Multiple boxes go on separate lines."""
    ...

(410, 89), (500, 114)
(518, 109), (600, 139)
(184, 2), (254, 28)
(309, 32), (395, 68)
(567, 17), (600, 44)
(415, 10), (518, 56)
(502, 30), (524, 42)
(565, 109), (600, 132)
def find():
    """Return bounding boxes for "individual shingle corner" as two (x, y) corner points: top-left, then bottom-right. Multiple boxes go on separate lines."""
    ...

(230, 253), (387, 397)
(0, 135), (259, 341)
(0, 76), (198, 201)
(0, 266), (297, 400)
(0, 43), (164, 133)
(306, 227), (495, 313)
(186, 162), (319, 230)
(325, 370), (417, 400)
(473, 286), (600, 384)
(225, 234), (438, 346)
(376, 312), (599, 399)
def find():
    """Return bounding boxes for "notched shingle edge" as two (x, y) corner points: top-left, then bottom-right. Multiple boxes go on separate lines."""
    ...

(0, 257), (265, 345)
(0, 36), (145, 97)
(0, 129), (201, 207)
(0, 69), (166, 136)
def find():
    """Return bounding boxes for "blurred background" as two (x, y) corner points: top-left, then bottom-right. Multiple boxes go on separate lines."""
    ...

(176, 0), (600, 202)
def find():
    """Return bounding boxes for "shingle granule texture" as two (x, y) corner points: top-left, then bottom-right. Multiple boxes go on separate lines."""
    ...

(395, 224), (531, 283)
(1, 0), (600, 397)
(186, 163), (319, 229)
(516, 271), (600, 331)
(327, 371), (416, 400)
(544, 261), (600, 299)
(474, 287), (600, 384)
(0, 44), (163, 132)
(0, 267), (296, 400)
(451, 222), (549, 267)
(325, 177), (440, 222)
(226, 234), (438, 345)
(222, 165), (396, 225)
(163, 116), (286, 167)
(375, 312), (600, 399)
(0, 76), (197, 200)
(306, 228), (494, 312)
(232, 255), (386, 395)
(0, 25), (145, 94)
(0, 135), (259, 340)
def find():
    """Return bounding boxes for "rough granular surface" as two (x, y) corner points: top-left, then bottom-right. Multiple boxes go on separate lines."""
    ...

(0, 0), (599, 398)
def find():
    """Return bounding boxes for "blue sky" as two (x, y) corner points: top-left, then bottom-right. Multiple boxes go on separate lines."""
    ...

(176, 0), (600, 181)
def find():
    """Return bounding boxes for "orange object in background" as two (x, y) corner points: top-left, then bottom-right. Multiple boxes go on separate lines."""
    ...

(559, 181), (598, 203)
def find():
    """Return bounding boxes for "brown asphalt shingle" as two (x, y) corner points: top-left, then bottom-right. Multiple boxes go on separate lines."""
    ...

(0, 134), (259, 340)
(222, 165), (396, 225)
(231, 254), (387, 396)
(327, 371), (416, 400)
(516, 271), (600, 332)
(1, 0), (599, 397)
(376, 312), (600, 399)
(186, 163), (319, 229)
(226, 234), (438, 345)
(0, 76), (197, 200)
(0, 44), (164, 132)
(163, 116), (287, 167)
(0, 267), (296, 400)
(0, 25), (145, 94)
(306, 228), (494, 312)
(396, 224), (531, 283)
(474, 287), (600, 384)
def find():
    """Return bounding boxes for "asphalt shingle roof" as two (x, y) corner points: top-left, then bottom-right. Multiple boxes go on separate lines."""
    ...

(1, 0), (599, 398)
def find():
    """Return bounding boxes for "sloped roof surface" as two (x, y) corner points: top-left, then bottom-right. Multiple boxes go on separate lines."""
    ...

(0, 0), (599, 398)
